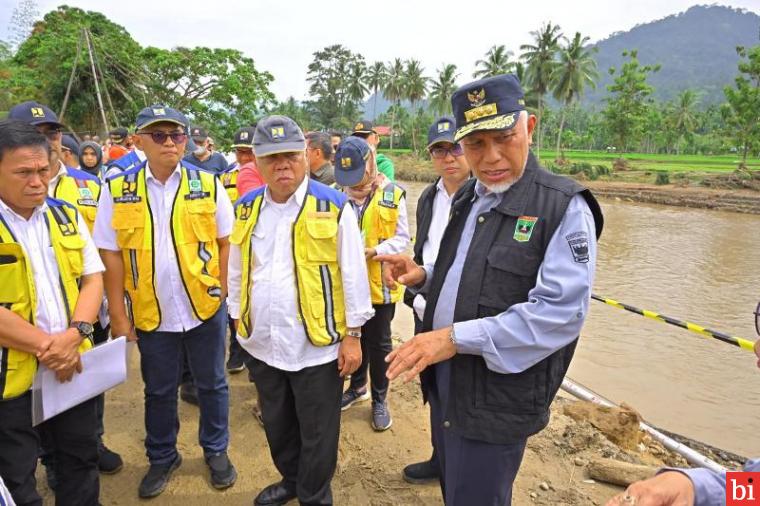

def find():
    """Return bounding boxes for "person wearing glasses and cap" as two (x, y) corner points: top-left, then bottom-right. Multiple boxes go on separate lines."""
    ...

(376, 74), (604, 505)
(228, 115), (373, 506)
(334, 136), (411, 432)
(401, 116), (470, 485)
(93, 105), (237, 498)
(351, 120), (394, 182)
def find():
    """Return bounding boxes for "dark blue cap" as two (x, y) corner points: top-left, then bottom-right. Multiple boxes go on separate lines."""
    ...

(8, 101), (64, 128)
(61, 134), (79, 153)
(334, 136), (370, 187)
(135, 105), (187, 130)
(427, 116), (456, 148)
(232, 127), (255, 148)
(253, 115), (306, 157)
(451, 74), (526, 141)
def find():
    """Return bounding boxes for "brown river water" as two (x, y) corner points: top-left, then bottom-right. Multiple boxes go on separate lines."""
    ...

(400, 180), (760, 458)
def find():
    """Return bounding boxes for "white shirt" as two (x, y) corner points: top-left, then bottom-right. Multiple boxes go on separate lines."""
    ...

(0, 199), (104, 334)
(348, 191), (411, 256)
(228, 176), (374, 372)
(47, 161), (68, 197)
(93, 163), (234, 332)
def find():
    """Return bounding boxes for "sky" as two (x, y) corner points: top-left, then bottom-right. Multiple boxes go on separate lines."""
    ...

(1, 0), (759, 101)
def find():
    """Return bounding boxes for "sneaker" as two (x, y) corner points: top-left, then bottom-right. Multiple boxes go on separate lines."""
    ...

(98, 442), (124, 474)
(402, 459), (440, 484)
(371, 401), (392, 431)
(205, 452), (237, 490)
(138, 454), (182, 498)
(226, 356), (246, 374)
(340, 387), (370, 411)
(179, 382), (199, 406)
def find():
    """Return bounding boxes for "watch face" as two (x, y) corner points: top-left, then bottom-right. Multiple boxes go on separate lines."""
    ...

(77, 322), (94, 335)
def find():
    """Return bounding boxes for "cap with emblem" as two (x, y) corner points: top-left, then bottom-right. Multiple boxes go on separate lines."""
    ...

(61, 134), (79, 153)
(253, 115), (306, 157)
(8, 101), (64, 128)
(109, 127), (128, 143)
(427, 116), (457, 148)
(333, 136), (371, 187)
(135, 105), (187, 130)
(232, 127), (255, 149)
(451, 73), (526, 142)
(190, 125), (208, 142)
(351, 120), (375, 136)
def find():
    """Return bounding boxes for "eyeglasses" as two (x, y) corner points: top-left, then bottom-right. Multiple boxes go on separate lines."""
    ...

(38, 128), (62, 140)
(138, 131), (187, 144)
(430, 144), (464, 159)
(754, 301), (760, 336)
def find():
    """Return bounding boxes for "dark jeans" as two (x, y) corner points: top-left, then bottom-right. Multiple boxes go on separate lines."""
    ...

(349, 303), (395, 403)
(413, 312), (439, 469)
(181, 312), (253, 384)
(428, 360), (526, 505)
(250, 357), (342, 506)
(136, 304), (230, 465)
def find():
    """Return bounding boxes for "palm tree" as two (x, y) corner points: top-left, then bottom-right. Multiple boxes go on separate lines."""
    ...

(402, 59), (428, 153)
(382, 58), (405, 149)
(366, 61), (387, 120)
(347, 61), (368, 105)
(551, 32), (598, 157)
(521, 22), (562, 159)
(473, 45), (515, 79)
(429, 63), (459, 116)
(671, 89), (699, 155)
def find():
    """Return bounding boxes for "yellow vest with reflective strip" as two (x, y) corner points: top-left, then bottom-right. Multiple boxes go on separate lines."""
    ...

(221, 165), (240, 204)
(0, 199), (93, 400)
(52, 168), (101, 232)
(230, 180), (347, 346)
(358, 183), (405, 305)
(108, 162), (222, 332)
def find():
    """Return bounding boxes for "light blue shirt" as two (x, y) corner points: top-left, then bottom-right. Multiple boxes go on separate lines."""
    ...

(425, 180), (597, 374)
(668, 459), (760, 506)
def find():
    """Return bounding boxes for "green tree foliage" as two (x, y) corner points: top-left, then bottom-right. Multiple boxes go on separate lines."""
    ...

(428, 63), (459, 116)
(666, 89), (700, 155)
(306, 44), (367, 130)
(383, 58), (406, 149)
(366, 61), (387, 121)
(603, 50), (660, 151)
(473, 45), (515, 79)
(722, 45), (760, 165)
(402, 59), (428, 153)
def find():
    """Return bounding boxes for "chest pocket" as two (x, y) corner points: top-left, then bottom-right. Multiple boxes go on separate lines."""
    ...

(58, 233), (86, 279)
(304, 218), (338, 263)
(376, 206), (397, 238)
(479, 244), (543, 311)
(186, 200), (217, 243)
(112, 203), (146, 249)
(0, 243), (26, 306)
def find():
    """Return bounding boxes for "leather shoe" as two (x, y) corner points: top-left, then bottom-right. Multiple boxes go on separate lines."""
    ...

(402, 458), (440, 484)
(254, 481), (297, 505)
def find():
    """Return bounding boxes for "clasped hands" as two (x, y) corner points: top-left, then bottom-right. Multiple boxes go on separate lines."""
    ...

(37, 328), (84, 382)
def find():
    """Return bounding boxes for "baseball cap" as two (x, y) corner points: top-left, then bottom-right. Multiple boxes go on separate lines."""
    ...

(232, 127), (255, 149)
(427, 116), (457, 148)
(190, 125), (208, 141)
(351, 120), (375, 136)
(109, 127), (128, 143)
(252, 115), (306, 157)
(8, 101), (64, 128)
(135, 105), (187, 130)
(334, 136), (371, 187)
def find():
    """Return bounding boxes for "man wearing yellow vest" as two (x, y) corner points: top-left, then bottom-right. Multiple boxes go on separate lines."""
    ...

(0, 119), (104, 505)
(93, 105), (237, 498)
(228, 115), (373, 506)
(334, 136), (410, 431)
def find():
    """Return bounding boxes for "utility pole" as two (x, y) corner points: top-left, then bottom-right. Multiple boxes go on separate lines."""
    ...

(59, 29), (84, 122)
(84, 27), (110, 133)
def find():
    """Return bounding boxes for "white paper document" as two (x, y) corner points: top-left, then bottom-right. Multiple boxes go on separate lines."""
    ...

(32, 336), (128, 426)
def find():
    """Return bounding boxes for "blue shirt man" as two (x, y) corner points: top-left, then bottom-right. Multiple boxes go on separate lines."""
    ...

(183, 125), (229, 173)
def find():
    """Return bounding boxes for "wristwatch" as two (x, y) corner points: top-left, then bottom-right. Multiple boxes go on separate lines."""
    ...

(346, 329), (362, 339)
(69, 321), (95, 339)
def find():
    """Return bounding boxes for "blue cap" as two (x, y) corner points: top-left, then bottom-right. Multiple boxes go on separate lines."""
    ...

(8, 101), (64, 128)
(427, 116), (456, 148)
(135, 105), (187, 130)
(253, 115), (306, 157)
(451, 74), (526, 142)
(61, 134), (79, 153)
(334, 136), (370, 187)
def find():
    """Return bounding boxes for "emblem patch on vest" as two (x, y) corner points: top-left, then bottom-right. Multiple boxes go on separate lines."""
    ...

(78, 187), (93, 199)
(513, 216), (537, 242)
(189, 179), (202, 192)
(566, 231), (589, 263)
(114, 195), (142, 204)
(184, 191), (211, 200)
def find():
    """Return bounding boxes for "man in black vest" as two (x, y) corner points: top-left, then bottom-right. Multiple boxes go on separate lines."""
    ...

(376, 74), (604, 505)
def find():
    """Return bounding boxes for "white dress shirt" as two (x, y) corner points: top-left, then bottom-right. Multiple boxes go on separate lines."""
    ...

(93, 163), (234, 332)
(0, 198), (104, 334)
(228, 176), (374, 372)
(47, 160), (68, 197)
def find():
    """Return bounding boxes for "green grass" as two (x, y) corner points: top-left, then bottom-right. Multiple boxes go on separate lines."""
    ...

(536, 149), (760, 172)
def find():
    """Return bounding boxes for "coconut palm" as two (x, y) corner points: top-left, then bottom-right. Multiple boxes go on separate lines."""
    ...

(473, 45), (515, 79)
(382, 58), (405, 149)
(402, 59), (428, 153)
(521, 22), (563, 158)
(347, 60), (368, 104)
(366, 61), (387, 120)
(551, 32), (598, 157)
(670, 89), (700, 154)
(429, 63), (459, 116)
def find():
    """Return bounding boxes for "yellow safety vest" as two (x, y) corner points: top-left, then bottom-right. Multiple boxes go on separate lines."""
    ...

(0, 198), (93, 400)
(230, 180), (347, 346)
(221, 164), (240, 204)
(53, 168), (101, 232)
(108, 162), (222, 332)
(355, 183), (406, 305)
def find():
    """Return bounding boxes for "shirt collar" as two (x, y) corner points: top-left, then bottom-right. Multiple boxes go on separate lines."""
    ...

(145, 162), (182, 183)
(0, 196), (48, 222)
(263, 175), (309, 209)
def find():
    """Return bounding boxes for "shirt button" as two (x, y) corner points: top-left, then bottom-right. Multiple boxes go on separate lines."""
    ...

(477, 216), (485, 223)
(443, 421), (451, 429)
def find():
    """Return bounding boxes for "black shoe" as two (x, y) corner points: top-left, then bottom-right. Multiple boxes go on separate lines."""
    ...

(226, 355), (246, 374)
(206, 452), (237, 489)
(180, 382), (199, 406)
(402, 459), (440, 484)
(254, 481), (297, 505)
(44, 463), (57, 491)
(138, 454), (182, 499)
(98, 442), (124, 474)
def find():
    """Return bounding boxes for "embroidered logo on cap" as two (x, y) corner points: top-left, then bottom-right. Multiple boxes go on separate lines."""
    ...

(240, 131), (249, 140)
(152, 108), (166, 116)
(354, 122), (364, 131)
(271, 127), (285, 139)
(437, 122), (450, 133)
(341, 157), (352, 168)
(30, 107), (45, 118)
(467, 89), (486, 107)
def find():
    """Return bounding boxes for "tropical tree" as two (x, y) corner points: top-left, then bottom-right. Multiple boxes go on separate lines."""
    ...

(722, 45), (760, 165)
(382, 58), (405, 149)
(521, 22), (562, 158)
(551, 32), (598, 157)
(305, 44), (366, 129)
(473, 45), (514, 79)
(402, 59), (428, 153)
(347, 60), (369, 104)
(366, 61), (387, 120)
(668, 89), (700, 154)
(428, 63), (459, 116)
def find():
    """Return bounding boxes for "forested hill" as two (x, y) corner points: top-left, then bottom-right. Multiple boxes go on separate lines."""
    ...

(585, 4), (760, 105)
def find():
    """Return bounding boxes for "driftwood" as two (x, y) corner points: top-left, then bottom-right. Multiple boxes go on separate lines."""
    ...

(587, 458), (659, 487)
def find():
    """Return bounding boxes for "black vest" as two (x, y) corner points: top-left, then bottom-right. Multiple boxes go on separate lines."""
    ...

(403, 178), (440, 308)
(421, 153), (604, 445)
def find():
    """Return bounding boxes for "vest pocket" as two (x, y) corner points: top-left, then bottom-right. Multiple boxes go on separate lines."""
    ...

(58, 233), (86, 279)
(187, 201), (217, 243)
(377, 206), (397, 237)
(304, 220), (338, 262)
(474, 363), (542, 414)
(0, 244), (25, 305)
(481, 244), (543, 308)
(112, 204), (145, 249)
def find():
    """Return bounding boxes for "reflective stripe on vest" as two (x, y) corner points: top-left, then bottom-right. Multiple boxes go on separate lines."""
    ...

(108, 163), (222, 331)
(53, 174), (101, 232)
(0, 200), (92, 400)
(230, 182), (347, 346)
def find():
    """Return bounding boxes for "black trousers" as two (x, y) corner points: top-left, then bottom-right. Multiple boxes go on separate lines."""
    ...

(413, 312), (439, 468)
(250, 357), (342, 506)
(349, 303), (395, 403)
(0, 392), (99, 506)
